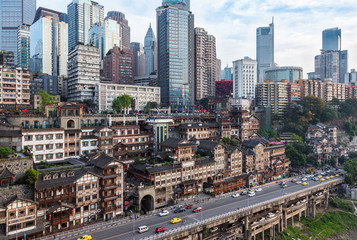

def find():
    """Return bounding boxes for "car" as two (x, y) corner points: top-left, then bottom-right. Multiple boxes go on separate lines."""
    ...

(300, 199), (306, 203)
(193, 207), (202, 213)
(174, 207), (186, 213)
(320, 178), (325, 182)
(291, 179), (297, 183)
(210, 227), (218, 233)
(336, 174), (340, 177)
(255, 188), (262, 192)
(330, 175), (335, 179)
(281, 184), (287, 189)
(318, 175), (323, 178)
(156, 227), (167, 233)
(232, 193), (240, 198)
(302, 177), (307, 181)
(170, 218), (182, 224)
(325, 177), (330, 180)
(77, 235), (92, 240)
(186, 204), (193, 209)
(248, 192), (256, 197)
(296, 181), (302, 185)
(240, 191), (247, 195)
(267, 213), (275, 218)
(311, 177), (316, 180)
(302, 182), (308, 186)
(258, 217), (265, 222)
(138, 226), (149, 233)
(158, 210), (169, 217)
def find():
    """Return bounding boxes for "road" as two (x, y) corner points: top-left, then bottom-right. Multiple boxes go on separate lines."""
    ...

(72, 176), (341, 240)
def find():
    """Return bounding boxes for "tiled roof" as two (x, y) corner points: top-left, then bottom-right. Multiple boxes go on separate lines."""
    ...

(160, 138), (196, 148)
(241, 138), (269, 148)
(198, 140), (220, 150)
(146, 164), (182, 174)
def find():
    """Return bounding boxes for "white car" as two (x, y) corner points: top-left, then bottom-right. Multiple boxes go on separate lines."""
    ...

(258, 217), (265, 222)
(267, 213), (275, 218)
(255, 188), (262, 192)
(302, 178), (307, 181)
(232, 193), (240, 198)
(158, 210), (169, 217)
(248, 192), (256, 197)
(296, 181), (302, 185)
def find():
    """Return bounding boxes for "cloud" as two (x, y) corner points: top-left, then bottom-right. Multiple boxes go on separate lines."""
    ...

(37, 0), (357, 77)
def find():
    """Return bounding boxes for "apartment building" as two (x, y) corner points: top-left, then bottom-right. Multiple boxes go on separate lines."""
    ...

(0, 66), (30, 106)
(22, 129), (65, 163)
(323, 78), (346, 102)
(95, 82), (160, 112)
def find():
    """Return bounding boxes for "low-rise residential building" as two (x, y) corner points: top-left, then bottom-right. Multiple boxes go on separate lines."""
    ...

(22, 129), (65, 163)
(0, 66), (30, 106)
(95, 82), (160, 112)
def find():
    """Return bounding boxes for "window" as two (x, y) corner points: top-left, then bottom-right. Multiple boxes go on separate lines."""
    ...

(46, 134), (53, 140)
(92, 194), (97, 199)
(82, 142), (89, 147)
(36, 145), (43, 150)
(78, 197), (83, 202)
(90, 204), (96, 210)
(75, 207), (81, 213)
(24, 135), (32, 141)
(56, 143), (63, 149)
(36, 135), (44, 140)
(46, 154), (53, 160)
(36, 155), (44, 161)
(85, 196), (90, 201)
(92, 183), (97, 188)
(90, 141), (96, 146)
(78, 186), (83, 191)
(56, 153), (63, 159)
(56, 134), (63, 139)
(46, 144), (53, 150)
(85, 185), (90, 190)
(84, 206), (89, 211)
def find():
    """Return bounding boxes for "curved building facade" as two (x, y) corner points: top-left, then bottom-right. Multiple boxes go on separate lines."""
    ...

(264, 66), (303, 83)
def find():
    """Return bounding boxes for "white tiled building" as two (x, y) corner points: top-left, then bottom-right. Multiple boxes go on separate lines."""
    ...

(233, 57), (257, 99)
(22, 129), (65, 162)
(95, 83), (160, 112)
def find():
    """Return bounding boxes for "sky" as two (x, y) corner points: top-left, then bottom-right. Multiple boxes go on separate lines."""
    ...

(37, 0), (357, 78)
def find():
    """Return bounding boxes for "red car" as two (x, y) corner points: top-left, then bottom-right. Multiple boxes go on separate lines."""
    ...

(193, 207), (202, 213)
(186, 204), (193, 209)
(156, 227), (167, 233)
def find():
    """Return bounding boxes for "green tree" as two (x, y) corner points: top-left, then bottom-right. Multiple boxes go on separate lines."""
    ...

(291, 133), (303, 144)
(0, 147), (12, 157)
(258, 129), (277, 139)
(112, 94), (132, 114)
(38, 90), (57, 111)
(345, 174), (354, 185)
(343, 158), (357, 183)
(344, 121), (357, 137)
(24, 169), (39, 185)
(144, 102), (158, 113)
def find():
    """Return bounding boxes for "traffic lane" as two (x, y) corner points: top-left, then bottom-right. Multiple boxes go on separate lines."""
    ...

(72, 178), (340, 240)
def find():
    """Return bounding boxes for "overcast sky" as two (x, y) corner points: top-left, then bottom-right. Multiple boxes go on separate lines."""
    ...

(37, 0), (357, 77)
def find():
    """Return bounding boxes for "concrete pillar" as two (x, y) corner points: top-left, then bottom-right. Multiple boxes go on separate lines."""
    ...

(283, 210), (287, 230)
(311, 200), (316, 218)
(247, 229), (252, 240)
(291, 215), (294, 226)
(245, 216), (249, 239)
(325, 192), (329, 209)
(270, 227), (273, 240)
(262, 229), (265, 240)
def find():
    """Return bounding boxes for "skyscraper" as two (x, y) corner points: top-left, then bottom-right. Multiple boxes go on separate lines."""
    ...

(0, 0), (36, 66)
(256, 20), (274, 83)
(194, 27), (217, 102)
(89, 19), (122, 60)
(322, 28), (341, 51)
(144, 24), (156, 75)
(67, 44), (100, 102)
(67, 0), (104, 52)
(17, 24), (31, 69)
(30, 7), (68, 76)
(233, 57), (257, 99)
(130, 42), (146, 77)
(157, 1), (194, 109)
(162, 0), (190, 11)
(106, 11), (130, 50)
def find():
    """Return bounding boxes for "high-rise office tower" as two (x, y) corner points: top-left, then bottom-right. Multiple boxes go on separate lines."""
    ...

(162, 0), (190, 11)
(103, 45), (134, 84)
(67, 0), (104, 52)
(0, 0), (36, 66)
(256, 20), (274, 83)
(322, 28), (341, 51)
(89, 19), (122, 60)
(30, 7), (68, 76)
(17, 24), (31, 69)
(216, 58), (222, 81)
(233, 57), (257, 99)
(194, 27), (217, 102)
(144, 24), (156, 75)
(157, 1), (194, 109)
(130, 42), (146, 77)
(106, 11), (130, 50)
(67, 44), (100, 102)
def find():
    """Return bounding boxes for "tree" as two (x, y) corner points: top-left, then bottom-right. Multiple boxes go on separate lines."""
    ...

(291, 133), (303, 144)
(24, 169), (39, 185)
(38, 90), (57, 111)
(144, 102), (158, 113)
(258, 129), (277, 139)
(344, 121), (357, 137)
(345, 174), (354, 185)
(0, 147), (12, 157)
(112, 94), (132, 114)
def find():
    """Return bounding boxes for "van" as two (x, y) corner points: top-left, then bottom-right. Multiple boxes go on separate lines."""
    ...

(138, 226), (149, 233)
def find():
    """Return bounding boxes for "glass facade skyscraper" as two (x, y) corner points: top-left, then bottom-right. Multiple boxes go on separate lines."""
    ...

(0, 0), (36, 65)
(322, 28), (341, 51)
(157, 3), (194, 109)
(17, 24), (31, 69)
(144, 24), (156, 75)
(256, 21), (274, 83)
(106, 11), (130, 50)
(162, 0), (190, 11)
(264, 66), (303, 83)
